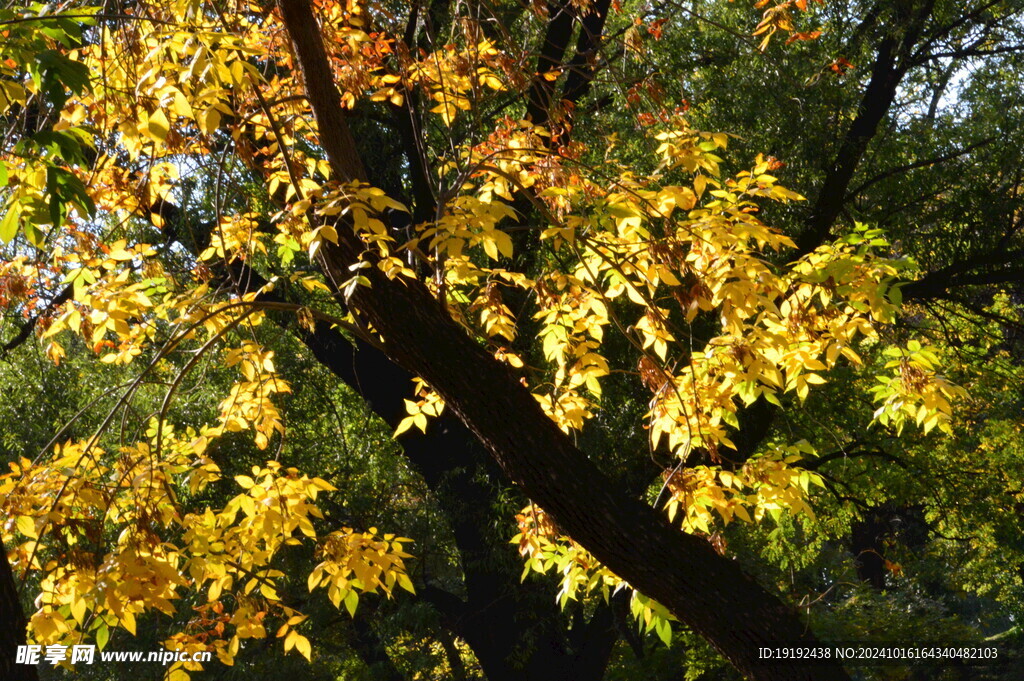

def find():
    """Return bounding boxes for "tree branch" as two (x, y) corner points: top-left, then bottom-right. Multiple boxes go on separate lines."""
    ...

(902, 247), (1024, 300)
(845, 136), (995, 200)
(525, 0), (577, 128)
(1, 285), (74, 354)
(561, 0), (613, 108)
(0, 540), (37, 681)
(797, 0), (937, 254)
(279, 0), (849, 677)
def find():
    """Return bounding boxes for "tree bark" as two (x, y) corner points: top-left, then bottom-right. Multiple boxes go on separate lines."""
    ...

(525, 0), (577, 127)
(797, 0), (937, 254)
(561, 0), (612, 108)
(1, 541), (37, 681)
(278, 0), (850, 678)
(152, 186), (618, 677)
(211, 259), (614, 679)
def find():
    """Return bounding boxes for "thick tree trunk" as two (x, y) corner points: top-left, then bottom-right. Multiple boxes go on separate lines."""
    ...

(319, 257), (838, 680)
(278, 1), (850, 678)
(525, 0), (576, 127)
(1, 542), (37, 681)
(215, 261), (611, 680)
(151, 196), (616, 677)
(291, 312), (612, 681)
(797, 0), (937, 254)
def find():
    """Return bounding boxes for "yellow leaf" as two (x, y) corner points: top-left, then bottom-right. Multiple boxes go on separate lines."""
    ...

(122, 609), (137, 635)
(70, 598), (87, 624)
(148, 109), (170, 142)
(307, 568), (322, 592)
(294, 634), (311, 661)
(171, 90), (194, 119)
(201, 107), (222, 135)
(393, 416), (415, 437)
(694, 174), (707, 198)
(494, 230), (513, 258)
(16, 515), (38, 538)
(481, 73), (504, 90)
(166, 668), (191, 681)
(397, 573), (415, 594)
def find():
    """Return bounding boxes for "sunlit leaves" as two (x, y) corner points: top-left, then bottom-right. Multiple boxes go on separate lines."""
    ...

(0, 0), (980, 669)
(752, 0), (824, 51)
(219, 343), (291, 449)
(2, 437), (414, 672)
(513, 503), (678, 644)
(394, 378), (446, 436)
(408, 39), (508, 126)
(306, 528), (415, 614)
(869, 340), (969, 435)
(663, 442), (825, 532)
(200, 214), (267, 263)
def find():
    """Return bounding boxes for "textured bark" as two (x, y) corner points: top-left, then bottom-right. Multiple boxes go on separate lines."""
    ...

(148, 192), (616, 677)
(213, 261), (615, 679)
(797, 0), (937, 254)
(1, 542), (37, 681)
(525, 0), (577, 127)
(561, 0), (612, 108)
(278, 0), (849, 677)
(286, 310), (611, 680)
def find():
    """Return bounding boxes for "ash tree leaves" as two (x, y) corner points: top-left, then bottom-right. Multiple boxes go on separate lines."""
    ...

(752, 0), (825, 51)
(0, 6), (99, 243)
(869, 340), (968, 435)
(31, 48), (91, 110)
(0, 0), (988, 675)
(0, 2), (422, 665)
(407, 109), (962, 639)
(1, 434), (415, 674)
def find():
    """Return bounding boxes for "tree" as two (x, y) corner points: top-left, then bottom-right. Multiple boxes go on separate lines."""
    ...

(1, 0), (1023, 679)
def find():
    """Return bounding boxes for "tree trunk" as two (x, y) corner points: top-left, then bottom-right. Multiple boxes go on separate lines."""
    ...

(1, 541), (37, 681)
(142, 188), (621, 679)
(278, 1), (851, 677)
(797, 0), (937, 254)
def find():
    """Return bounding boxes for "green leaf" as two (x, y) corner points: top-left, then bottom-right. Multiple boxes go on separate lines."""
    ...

(654, 616), (672, 646)
(343, 589), (359, 617)
(0, 203), (20, 243)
